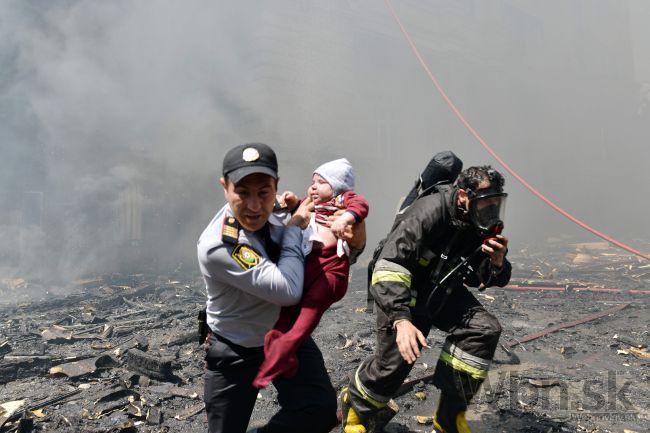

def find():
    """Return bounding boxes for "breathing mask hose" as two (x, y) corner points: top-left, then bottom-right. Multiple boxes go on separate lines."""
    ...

(426, 244), (483, 319)
(426, 221), (504, 318)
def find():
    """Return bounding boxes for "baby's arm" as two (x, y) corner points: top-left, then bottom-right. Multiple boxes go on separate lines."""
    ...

(278, 191), (300, 212)
(330, 191), (369, 238)
(340, 191), (369, 221)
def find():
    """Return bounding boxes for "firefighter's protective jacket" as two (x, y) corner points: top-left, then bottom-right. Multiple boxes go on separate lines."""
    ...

(370, 184), (512, 325)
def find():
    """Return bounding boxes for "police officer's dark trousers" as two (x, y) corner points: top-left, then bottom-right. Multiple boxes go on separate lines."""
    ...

(347, 285), (502, 426)
(204, 333), (338, 433)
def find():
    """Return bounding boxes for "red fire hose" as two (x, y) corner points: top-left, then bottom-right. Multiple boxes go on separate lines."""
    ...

(501, 285), (650, 295)
(384, 0), (650, 261)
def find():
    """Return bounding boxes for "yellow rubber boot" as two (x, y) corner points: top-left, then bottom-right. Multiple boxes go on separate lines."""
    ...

(432, 411), (472, 433)
(340, 386), (367, 433)
(343, 408), (367, 433)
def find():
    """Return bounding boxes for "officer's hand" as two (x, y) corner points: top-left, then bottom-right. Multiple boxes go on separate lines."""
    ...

(345, 220), (366, 250)
(288, 196), (313, 229)
(481, 234), (508, 269)
(395, 320), (428, 364)
(329, 217), (349, 238)
(326, 209), (348, 227)
(327, 212), (366, 249)
(328, 212), (355, 238)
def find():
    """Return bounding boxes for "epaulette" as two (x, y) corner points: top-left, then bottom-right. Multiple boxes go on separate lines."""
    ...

(221, 216), (240, 245)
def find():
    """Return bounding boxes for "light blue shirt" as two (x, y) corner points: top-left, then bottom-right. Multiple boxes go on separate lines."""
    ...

(197, 204), (304, 347)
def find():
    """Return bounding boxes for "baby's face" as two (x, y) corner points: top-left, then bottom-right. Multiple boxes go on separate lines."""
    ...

(309, 174), (334, 204)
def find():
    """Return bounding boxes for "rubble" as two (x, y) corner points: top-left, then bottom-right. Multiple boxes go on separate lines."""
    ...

(510, 240), (650, 291)
(0, 400), (25, 429)
(172, 403), (204, 421)
(0, 356), (51, 384)
(527, 378), (561, 388)
(125, 349), (178, 382)
(0, 275), (206, 432)
(627, 347), (650, 360)
(0, 240), (648, 432)
(145, 406), (163, 425)
(0, 341), (11, 357)
(41, 325), (74, 342)
(93, 387), (142, 418)
(49, 354), (120, 378)
(502, 303), (630, 349)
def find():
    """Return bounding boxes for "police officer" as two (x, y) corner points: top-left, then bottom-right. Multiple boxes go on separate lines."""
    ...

(341, 166), (511, 433)
(197, 142), (338, 433)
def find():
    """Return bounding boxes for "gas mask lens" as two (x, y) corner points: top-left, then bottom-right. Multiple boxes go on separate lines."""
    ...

(468, 193), (507, 235)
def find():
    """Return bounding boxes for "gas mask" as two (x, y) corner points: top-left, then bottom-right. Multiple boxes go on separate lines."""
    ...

(466, 176), (507, 238)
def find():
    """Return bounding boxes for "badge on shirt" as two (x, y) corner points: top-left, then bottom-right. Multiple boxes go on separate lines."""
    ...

(231, 244), (262, 270)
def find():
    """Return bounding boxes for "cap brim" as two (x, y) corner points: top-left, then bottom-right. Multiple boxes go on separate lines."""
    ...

(227, 165), (278, 185)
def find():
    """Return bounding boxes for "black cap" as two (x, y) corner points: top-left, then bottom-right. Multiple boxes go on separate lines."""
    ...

(222, 143), (278, 184)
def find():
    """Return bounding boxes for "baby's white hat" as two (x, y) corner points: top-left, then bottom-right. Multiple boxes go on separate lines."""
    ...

(314, 158), (355, 195)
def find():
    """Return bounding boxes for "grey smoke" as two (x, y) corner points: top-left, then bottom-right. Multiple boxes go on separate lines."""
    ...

(1, 0), (648, 283)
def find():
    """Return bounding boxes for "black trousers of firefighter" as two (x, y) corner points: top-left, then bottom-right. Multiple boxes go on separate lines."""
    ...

(347, 285), (502, 425)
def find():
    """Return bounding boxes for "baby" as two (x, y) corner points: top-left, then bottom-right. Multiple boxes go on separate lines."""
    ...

(253, 158), (369, 388)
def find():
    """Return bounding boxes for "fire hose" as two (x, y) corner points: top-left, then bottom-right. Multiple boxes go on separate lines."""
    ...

(384, 0), (649, 261)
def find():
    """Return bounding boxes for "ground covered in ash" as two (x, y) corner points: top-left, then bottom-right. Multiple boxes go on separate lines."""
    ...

(0, 240), (648, 432)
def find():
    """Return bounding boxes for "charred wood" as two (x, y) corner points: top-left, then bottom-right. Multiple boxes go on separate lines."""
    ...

(125, 349), (178, 382)
(0, 356), (51, 384)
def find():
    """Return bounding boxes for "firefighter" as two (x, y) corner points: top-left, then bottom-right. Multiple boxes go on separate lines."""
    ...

(341, 166), (511, 433)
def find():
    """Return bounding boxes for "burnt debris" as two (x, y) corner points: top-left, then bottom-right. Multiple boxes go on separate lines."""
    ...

(0, 275), (206, 433)
(1, 240), (649, 432)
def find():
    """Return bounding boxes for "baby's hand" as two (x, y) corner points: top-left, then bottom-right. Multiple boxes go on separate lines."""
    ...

(288, 196), (313, 229)
(280, 191), (300, 211)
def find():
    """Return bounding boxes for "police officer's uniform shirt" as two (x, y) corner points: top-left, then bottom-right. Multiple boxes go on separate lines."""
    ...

(197, 204), (304, 348)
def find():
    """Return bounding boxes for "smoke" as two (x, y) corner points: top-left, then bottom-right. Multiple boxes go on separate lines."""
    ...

(0, 0), (261, 280)
(1, 0), (648, 283)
